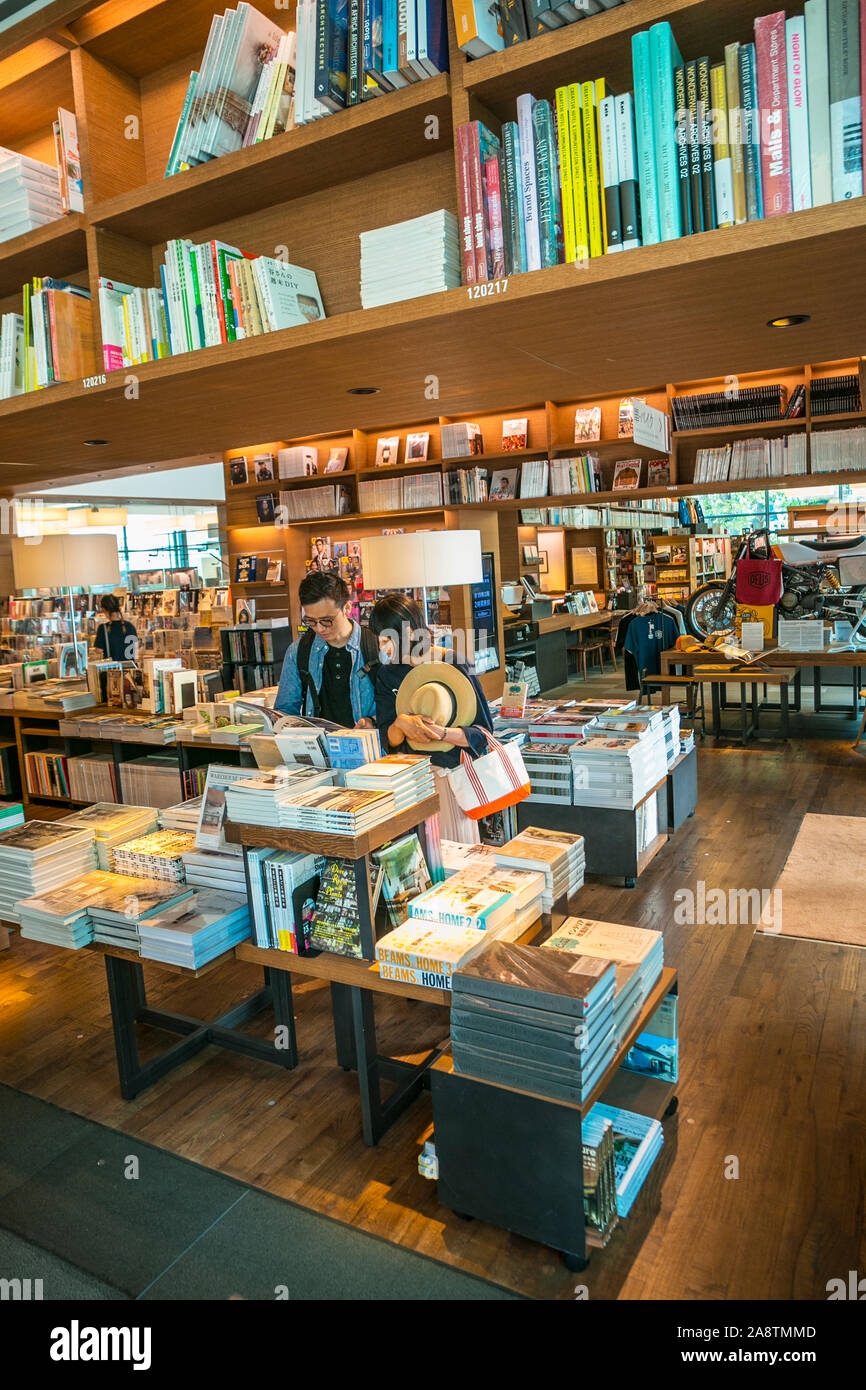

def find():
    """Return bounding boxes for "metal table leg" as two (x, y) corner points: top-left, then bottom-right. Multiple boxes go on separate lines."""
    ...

(349, 985), (448, 1147)
(711, 684), (721, 737)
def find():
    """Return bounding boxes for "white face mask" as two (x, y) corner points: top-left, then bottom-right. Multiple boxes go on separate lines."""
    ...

(378, 646), (391, 665)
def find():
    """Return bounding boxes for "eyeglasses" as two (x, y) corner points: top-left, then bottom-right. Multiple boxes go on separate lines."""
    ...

(304, 614), (337, 630)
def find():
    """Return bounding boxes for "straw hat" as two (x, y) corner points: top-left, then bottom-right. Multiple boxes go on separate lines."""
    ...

(395, 661), (478, 752)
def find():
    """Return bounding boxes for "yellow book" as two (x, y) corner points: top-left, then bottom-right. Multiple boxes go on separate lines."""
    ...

(710, 63), (735, 229)
(724, 42), (747, 225)
(568, 83), (590, 262)
(595, 78), (609, 253)
(121, 294), (135, 365)
(556, 86), (576, 266)
(581, 80), (603, 258)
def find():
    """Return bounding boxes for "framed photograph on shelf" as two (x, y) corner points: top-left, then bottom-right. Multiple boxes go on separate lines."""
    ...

(405, 432), (430, 462)
(538, 551), (548, 574)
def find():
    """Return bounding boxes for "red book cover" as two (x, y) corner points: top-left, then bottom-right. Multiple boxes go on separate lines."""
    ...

(466, 121), (489, 285)
(455, 124), (476, 287)
(483, 156), (505, 280)
(754, 11), (793, 216)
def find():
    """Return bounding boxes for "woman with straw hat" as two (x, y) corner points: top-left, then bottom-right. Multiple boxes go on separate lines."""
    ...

(369, 592), (494, 844)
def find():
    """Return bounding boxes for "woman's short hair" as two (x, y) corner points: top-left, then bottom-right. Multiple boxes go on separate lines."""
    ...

(100, 593), (121, 616)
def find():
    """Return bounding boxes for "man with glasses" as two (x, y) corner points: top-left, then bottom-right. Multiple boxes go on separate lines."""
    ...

(275, 571), (378, 727)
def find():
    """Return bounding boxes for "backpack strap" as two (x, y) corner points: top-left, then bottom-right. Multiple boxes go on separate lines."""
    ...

(295, 628), (320, 717)
(358, 624), (380, 679)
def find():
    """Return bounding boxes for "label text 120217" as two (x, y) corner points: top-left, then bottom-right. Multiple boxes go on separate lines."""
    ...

(467, 279), (509, 300)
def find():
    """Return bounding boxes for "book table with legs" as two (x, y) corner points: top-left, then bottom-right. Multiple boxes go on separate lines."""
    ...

(430, 968), (678, 1271)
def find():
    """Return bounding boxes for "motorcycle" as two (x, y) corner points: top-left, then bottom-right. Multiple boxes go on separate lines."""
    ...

(686, 528), (866, 639)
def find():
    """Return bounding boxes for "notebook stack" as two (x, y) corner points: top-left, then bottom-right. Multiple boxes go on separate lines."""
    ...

(223, 766), (335, 826)
(376, 919), (495, 990)
(0, 148), (62, 244)
(159, 796), (203, 832)
(325, 727), (382, 771)
(246, 847), (320, 951)
(584, 1102), (664, 1219)
(182, 848), (248, 894)
(112, 830), (197, 883)
(451, 941), (617, 1105)
(88, 874), (195, 951)
(139, 889), (250, 969)
(0, 822), (97, 923)
(494, 827), (585, 912)
(360, 209), (460, 309)
(278, 785), (396, 836)
(61, 803), (159, 870)
(544, 918), (663, 1048)
(569, 726), (669, 810)
(344, 754), (436, 811)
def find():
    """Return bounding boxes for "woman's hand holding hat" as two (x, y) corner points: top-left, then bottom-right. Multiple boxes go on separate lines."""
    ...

(394, 712), (443, 745)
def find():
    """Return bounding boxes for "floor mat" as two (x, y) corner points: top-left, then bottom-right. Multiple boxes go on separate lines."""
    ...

(767, 812), (866, 947)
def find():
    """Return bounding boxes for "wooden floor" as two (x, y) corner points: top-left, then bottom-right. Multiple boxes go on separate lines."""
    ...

(1, 697), (865, 1298)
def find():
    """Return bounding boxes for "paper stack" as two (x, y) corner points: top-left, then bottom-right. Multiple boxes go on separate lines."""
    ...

(0, 147), (62, 245)
(223, 766), (335, 826)
(494, 827), (585, 912)
(451, 940), (617, 1104)
(360, 210), (461, 309)
(182, 848), (248, 894)
(543, 918), (663, 1047)
(88, 874), (195, 951)
(344, 754), (435, 811)
(0, 822), (97, 923)
(112, 830), (196, 883)
(139, 889), (251, 969)
(326, 727), (382, 771)
(61, 803), (159, 870)
(160, 796), (204, 832)
(278, 785), (396, 836)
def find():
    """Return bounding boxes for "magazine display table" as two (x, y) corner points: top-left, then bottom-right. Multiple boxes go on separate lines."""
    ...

(90, 941), (296, 1102)
(666, 746), (698, 833)
(430, 968), (678, 1271)
(517, 782), (669, 889)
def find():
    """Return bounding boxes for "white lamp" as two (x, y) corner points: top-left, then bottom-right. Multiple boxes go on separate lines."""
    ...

(360, 530), (483, 623)
(12, 534), (121, 676)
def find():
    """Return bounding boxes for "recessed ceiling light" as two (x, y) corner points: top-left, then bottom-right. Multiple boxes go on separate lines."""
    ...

(767, 314), (811, 328)
(347, 386), (380, 395)
(83, 439), (110, 446)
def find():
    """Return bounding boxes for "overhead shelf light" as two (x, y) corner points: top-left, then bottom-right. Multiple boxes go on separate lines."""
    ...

(84, 507), (128, 527)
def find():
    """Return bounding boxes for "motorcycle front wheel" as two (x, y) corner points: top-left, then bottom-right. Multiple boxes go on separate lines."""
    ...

(686, 582), (737, 638)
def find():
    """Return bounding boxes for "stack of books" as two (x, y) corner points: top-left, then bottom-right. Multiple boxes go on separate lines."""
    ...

(88, 875), (196, 952)
(811, 372), (862, 417)
(812, 427), (866, 474)
(544, 917), (663, 1046)
(527, 707), (601, 743)
(523, 742), (574, 803)
(494, 827), (585, 912)
(17, 872), (106, 950)
(376, 918), (494, 990)
(112, 830), (197, 883)
(223, 766), (335, 826)
(0, 822), (97, 923)
(182, 847), (248, 894)
(0, 148), (62, 245)
(451, 940), (617, 1104)
(279, 785), (396, 835)
(570, 724), (669, 809)
(6, 279), (97, 393)
(326, 727), (383, 770)
(441, 840), (495, 875)
(345, 754), (435, 811)
(159, 796), (204, 832)
(119, 756), (184, 809)
(585, 1101), (664, 1218)
(582, 1109), (619, 1244)
(246, 846), (320, 951)
(60, 804), (160, 871)
(66, 753), (119, 803)
(139, 889), (251, 969)
(360, 210), (461, 309)
(280, 484), (350, 521)
(359, 472), (444, 511)
(444, 861), (546, 934)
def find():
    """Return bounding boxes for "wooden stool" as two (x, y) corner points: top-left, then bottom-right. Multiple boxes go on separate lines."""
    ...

(640, 673), (706, 737)
(568, 635), (606, 679)
(852, 688), (866, 749)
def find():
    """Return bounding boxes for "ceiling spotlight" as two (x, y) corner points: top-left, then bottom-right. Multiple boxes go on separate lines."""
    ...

(83, 439), (111, 446)
(767, 314), (811, 328)
(347, 386), (380, 395)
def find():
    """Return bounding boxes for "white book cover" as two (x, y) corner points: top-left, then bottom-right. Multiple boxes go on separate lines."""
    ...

(199, 5), (243, 159)
(828, 0), (863, 202)
(208, 6), (284, 158)
(516, 94), (541, 271)
(252, 259), (324, 331)
(614, 92), (641, 249)
(179, 12), (223, 165)
(786, 15), (812, 209)
(598, 94), (622, 252)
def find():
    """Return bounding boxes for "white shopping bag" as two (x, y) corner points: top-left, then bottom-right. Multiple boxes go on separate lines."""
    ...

(447, 729), (531, 821)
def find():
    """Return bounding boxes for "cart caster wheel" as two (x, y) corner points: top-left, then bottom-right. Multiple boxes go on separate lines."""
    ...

(624, 877), (636, 889)
(664, 1096), (679, 1117)
(563, 1252), (588, 1272)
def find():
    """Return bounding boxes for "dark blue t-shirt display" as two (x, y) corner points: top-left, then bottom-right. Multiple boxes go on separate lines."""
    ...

(623, 612), (679, 678)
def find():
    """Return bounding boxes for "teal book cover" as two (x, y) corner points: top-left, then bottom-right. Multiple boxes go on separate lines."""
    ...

(631, 30), (660, 245)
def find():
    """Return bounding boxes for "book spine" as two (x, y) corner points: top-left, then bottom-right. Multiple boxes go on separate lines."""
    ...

(567, 83), (589, 261)
(455, 124), (476, 286)
(615, 93), (641, 249)
(828, 0), (863, 201)
(556, 86), (576, 265)
(754, 10), (793, 216)
(631, 31), (659, 245)
(502, 122), (525, 273)
(710, 63), (735, 228)
(697, 56), (716, 230)
(805, 0), (833, 205)
(725, 42), (748, 223)
(466, 121), (489, 283)
(533, 99), (559, 267)
(786, 16), (812, 209)
(598, 94), (622, 252)
(517, 93), (542, 270)
(165, 71), (198, 174)
(739, 43), (763, 219)
(348, 0), (361, 104)
(674, 64), (692, 234)
(650, 22), (684, 240)
(484, 155), (506, 279)
(500, 0), (528, 45)
(580, 81), (603, 257)
(685, 60), (703, 232)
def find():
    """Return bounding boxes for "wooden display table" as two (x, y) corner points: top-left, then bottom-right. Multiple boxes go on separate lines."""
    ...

(660, 645), (865, 718)
(430, 968), (678, 1271)
(518, 777), (670, 888)
(658, 653), (797, 741)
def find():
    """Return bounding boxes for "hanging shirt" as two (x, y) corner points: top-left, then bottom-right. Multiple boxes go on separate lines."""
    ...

(623, 612), (680, 678)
